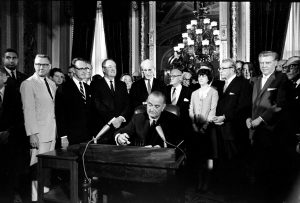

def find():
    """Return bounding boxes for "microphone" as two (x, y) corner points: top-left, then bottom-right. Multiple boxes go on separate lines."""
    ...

(93, 117), (116, 143)
(155, 125), (167, 148)
(155, 125), (186, 159)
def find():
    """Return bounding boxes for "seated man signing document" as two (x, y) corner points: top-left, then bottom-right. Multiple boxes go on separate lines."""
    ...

(115, 91), (182, 148)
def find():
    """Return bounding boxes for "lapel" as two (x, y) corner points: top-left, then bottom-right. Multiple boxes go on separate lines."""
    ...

(101, 78), (115, 97)
(252, 76), (261, 104)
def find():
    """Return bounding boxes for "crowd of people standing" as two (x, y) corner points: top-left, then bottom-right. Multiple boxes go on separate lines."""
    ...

(0, 47), (300, 202)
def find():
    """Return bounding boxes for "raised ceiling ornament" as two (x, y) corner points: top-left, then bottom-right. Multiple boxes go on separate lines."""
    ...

(168, 2), (220, 73)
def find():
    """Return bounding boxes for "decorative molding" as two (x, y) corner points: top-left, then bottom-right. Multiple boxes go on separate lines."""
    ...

(149, 1), (156, 75)
(141, 2), (145, 62)
(132, 1), (138, 11)
(231, 2), (237, 61)
(96, 1), (102, 10)
(220, 25), (227, 40)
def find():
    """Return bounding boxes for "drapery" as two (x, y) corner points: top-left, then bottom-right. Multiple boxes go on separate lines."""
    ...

(282, 2), (300, 59)
(71, 0), (96, 60)
(91, 3), (107, 77)
(250, 2), (291, 64)
(102, 1), (130, 79)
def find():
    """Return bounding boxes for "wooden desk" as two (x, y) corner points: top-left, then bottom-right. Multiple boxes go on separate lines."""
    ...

(37, 148), (79, 203)
(37, 144), (185, 203)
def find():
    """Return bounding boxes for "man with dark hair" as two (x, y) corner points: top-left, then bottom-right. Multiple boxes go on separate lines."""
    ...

(2, 48), (28, 88)
(115, 91), (182, 148)
(49, 68), (65, 87)
(20, 54), (56, 202)
(90, 59), (130, 144)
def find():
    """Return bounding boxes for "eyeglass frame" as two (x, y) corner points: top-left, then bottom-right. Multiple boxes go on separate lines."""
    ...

(74, 66), (90, 71)
(34, 63), (50, 67)
(169, 75), (182, 78)
(282, 64), (299, 72)
(218, 66), (234, 71)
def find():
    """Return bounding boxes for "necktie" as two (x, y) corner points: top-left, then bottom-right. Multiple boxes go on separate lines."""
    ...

(79, 82), (86, 101)
(110, 80), (115, 94)
(146, 79), (151, 94)
(171, 87), (177, 105)
(44, 78), (53, 100)
(10, 70), (16, 80)
(151, 119), (156, 127)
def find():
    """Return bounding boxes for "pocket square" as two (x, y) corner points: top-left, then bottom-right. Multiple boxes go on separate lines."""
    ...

(267, 88), (277, 91)
(229, 92), (235, 95)
(184, 98), (189, 102)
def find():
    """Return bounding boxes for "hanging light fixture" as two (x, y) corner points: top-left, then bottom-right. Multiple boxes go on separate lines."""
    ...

(170, 2), (220, 72)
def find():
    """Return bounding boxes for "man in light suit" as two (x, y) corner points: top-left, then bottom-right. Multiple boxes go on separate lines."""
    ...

(20, 54), (56, 202)
(246, 51), (290, 200)
(130, 59), (166, 110)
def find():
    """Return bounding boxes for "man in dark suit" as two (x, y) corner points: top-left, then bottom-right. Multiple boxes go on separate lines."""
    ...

(130, 59), (166, 110)
(246, 51), (290, 200)
(213, 58), (252, 160)
(115, 91), (182, 148)
(0, 68), (29, 203)
(166, 68), (192, 120)
(2, 48), (28, 88)
(55, 58), (92, 147)
(90, 59), (130, 144)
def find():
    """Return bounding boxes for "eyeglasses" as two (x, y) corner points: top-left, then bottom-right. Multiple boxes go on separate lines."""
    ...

(35, 63), (49, 67)
(169, 75), (181, 78)
(74, 67), (89, 71)
(218, 67), (233, 71)
(283, 65), (298, 72)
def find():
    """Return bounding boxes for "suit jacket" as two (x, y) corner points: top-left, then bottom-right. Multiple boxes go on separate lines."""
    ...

(251, 71), (289, 145)
(130, 78), (167, 109)
(20, 73), (57, 142)
(4, 68), (28, 88)
(216, 76), (252, 140)
(166, 85), (192, 120)
(116, 111), (183, 148)
(91, 77), (130, 134)
(55, 79), (92, 144)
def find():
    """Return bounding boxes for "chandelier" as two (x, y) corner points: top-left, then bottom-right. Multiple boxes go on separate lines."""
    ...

(170, 2), (220, 72)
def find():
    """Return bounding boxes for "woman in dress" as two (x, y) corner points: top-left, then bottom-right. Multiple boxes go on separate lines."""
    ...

(189, 68), (219, 192)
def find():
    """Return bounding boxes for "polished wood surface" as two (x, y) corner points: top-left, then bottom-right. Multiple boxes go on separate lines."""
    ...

(37, 144), (185, 203)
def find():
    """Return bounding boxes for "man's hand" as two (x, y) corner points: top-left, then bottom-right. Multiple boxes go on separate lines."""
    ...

(30, 133), (39, 149)
(251, 117), (263, 128)
(246, 118), (252, 129)
(117, 133), (130, 145)
(212, 115), (225, 125)
(111, 116), (124, 129)
(0, 131), (9, 144)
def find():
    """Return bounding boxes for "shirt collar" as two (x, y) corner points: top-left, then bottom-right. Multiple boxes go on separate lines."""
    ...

(226, 74), (236, 85)
(4, 67), (16, 77)
(0, 86), (5, 97)
(72, 76), (83, 86)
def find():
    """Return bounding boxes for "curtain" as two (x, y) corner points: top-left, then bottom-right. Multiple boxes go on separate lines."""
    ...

(102, 1), (130, 79)
(282, 3), (300, 59)
(250, 2), (291, 66)
(71, 0), (96, 60)
(91, 4), (107, 77)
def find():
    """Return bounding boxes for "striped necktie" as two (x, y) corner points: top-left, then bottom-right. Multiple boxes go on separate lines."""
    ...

(79, 82), (86, 102)
(146, 79), (151, 94)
